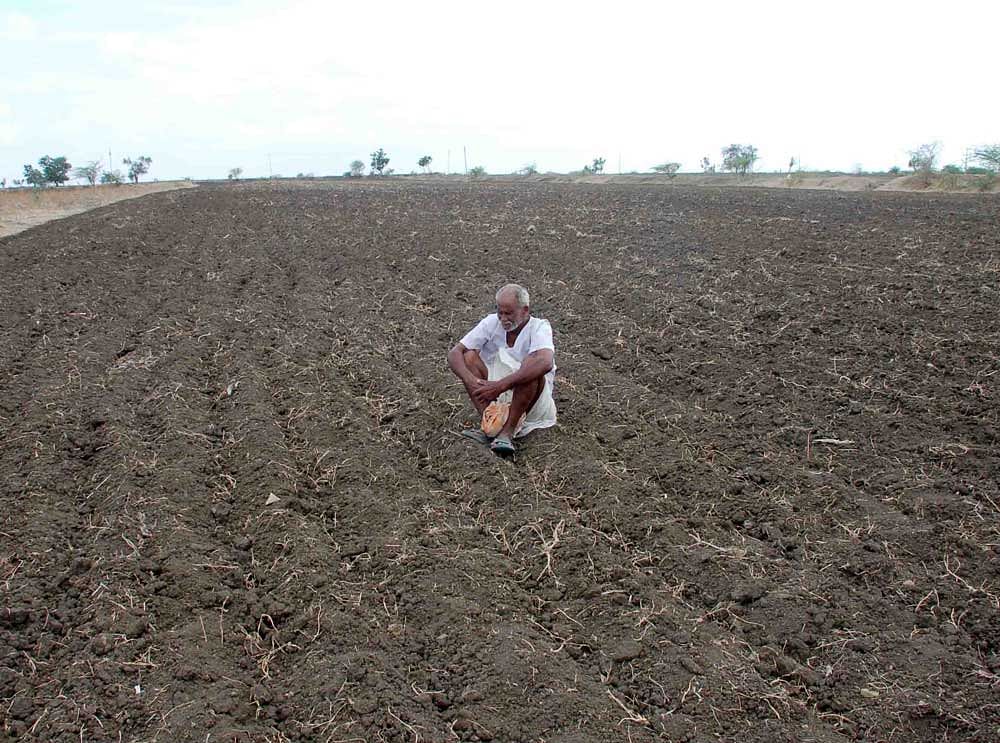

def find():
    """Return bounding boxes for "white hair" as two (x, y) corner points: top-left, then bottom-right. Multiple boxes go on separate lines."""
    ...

(496, 283), (530, 307)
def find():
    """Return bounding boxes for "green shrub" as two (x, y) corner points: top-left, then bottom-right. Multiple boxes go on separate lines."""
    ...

(370, 149), (389, 175)
(721, 144), (758, 174)
(123, 156), (152, 184)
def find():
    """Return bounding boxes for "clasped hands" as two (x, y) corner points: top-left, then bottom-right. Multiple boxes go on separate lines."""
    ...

(471, 378), (509, 406)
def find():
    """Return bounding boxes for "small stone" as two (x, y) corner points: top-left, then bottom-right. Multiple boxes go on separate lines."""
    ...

(860, 687), (879, 699)
(125, 618), (148, 638)
(173, 665), (198, 681)
(252, 684), (273, 705)
(8, 696), (33, 720)
(341, 541), (368, 558)
(351, 696), (377, 715)
(210, 504), (232, 520)
(680, 657), (704, 675)
(610, 640), (643, 662)
(731, 582), (767, 605)
(90, 634), (112, 655)
(265, 493), (281, 506)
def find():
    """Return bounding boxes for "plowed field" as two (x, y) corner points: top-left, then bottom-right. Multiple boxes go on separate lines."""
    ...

(2, 180), (998, 742)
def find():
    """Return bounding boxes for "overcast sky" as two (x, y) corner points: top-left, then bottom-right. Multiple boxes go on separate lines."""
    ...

(2, 0), (997, 182)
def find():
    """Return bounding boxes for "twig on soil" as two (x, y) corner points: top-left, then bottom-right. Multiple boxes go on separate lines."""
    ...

(686, 531), (748, 560)
(607, 689), (649, 725)
(533, 519), (566, 583)
(386, 705), (423, 742)
(942, 555), (999, 608)
(680, 677), (703, 706)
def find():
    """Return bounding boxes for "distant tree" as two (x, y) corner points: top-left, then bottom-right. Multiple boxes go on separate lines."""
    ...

(907, 142), (939, 174)
(591, 157), (605, 174)
(651, 163), (681, 177)
(23, 164), (47, 188)
(227, 167), (243, 180)
(700, 156), (715, 173)
(0, 178), (5, 188)
(73, 161), (102, 186)
(888, 165), (901, 175)
(973, 144), (1000, 172)
(721, 144), (758, 175)
(788, 157), (796, 172)
(418, 155), (432, 173)
(348, 160), (365, 177)
(469, 165), (486, 178)
(123, 156), (152, 184)
(516, 162), (538, 175)
(40, 156), (72, 186)
(370, 148), (390, 175)
(941, 164), (962, 174)
(100, 170), (125, 185)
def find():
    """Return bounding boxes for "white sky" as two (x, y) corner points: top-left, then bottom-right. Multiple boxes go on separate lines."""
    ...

(2, 0), (997, 181)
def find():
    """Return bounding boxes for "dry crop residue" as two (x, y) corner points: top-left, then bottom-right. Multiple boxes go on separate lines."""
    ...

(1, 180), (998, 742)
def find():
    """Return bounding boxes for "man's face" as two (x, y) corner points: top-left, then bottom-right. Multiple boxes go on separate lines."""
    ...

(497, 292), (529, 331)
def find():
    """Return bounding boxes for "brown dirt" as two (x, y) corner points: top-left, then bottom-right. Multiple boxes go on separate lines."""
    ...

(1, 180), (999, 742)
(435, 172), (1000, 194)
(0, 182), (196, 238)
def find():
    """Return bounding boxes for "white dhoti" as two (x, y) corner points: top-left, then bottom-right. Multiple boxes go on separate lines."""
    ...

(485, 347), (557, 438)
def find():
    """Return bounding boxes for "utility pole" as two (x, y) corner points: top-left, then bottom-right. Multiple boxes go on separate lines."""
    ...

(618, 153), (622, 174)
(447, 149), (450, 175)
(463, 147), (467, 175)
(268, 154), (273, 178)
(108, 149), (113, 172)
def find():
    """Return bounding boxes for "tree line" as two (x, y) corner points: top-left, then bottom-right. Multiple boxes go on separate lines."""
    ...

(215, 141), (999, 183)
(6, 155), (152, 188)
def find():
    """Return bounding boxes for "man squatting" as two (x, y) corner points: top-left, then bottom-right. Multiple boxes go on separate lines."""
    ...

(447, 284), (557, 455)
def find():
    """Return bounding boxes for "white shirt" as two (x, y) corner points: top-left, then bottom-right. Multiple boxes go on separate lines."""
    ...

(460, 314), (556, 386)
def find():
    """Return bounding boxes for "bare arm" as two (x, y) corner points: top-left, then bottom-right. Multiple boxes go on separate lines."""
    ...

(447, 342), (476, 384)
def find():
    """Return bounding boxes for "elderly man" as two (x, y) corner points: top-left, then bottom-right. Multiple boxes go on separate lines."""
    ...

(447, 283), (557, 455)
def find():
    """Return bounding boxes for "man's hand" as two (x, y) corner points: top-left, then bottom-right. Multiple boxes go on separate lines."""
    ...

(471, 378), (508, 406)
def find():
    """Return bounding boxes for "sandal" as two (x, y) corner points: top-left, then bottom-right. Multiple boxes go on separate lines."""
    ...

(490, 435), (516, 456)
(460, 429), (492, 445)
